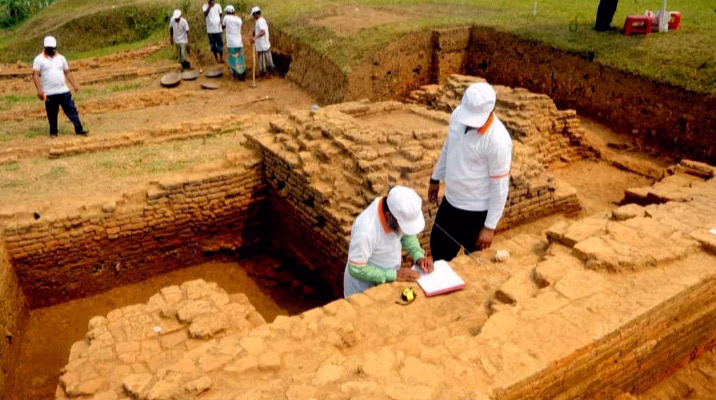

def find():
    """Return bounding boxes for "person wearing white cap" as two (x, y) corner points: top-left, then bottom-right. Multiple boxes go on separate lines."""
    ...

(249, 6), (274, 77)
(428, 82), (512, 260)
(169, 10), (190, 68)
(343, 186), (433, 298)
(222, 5), (246, 80)
(202, 0), (224, 63)
(32, 36), (88, 138)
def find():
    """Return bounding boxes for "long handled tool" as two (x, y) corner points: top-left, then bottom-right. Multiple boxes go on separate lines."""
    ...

(248, 44), (257, 88)
(189, 45), (203, 73)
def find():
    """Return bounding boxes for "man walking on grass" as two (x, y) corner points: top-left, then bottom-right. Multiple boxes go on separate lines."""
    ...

(343, 186), (433, 298)
(428, 82), (512, 261)
(169, 9), (190, 69)
(203, 0), (223, 63)
(223, 5), (246, 80)
(250, 6), (274, 77)
(32, 36), (88, 138)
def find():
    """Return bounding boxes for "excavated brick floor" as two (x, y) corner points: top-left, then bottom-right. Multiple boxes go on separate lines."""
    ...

(1, 68), (714, 400)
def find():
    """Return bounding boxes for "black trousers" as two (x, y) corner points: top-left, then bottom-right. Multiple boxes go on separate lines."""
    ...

(45, 92), (83, 135)
(429, 198), (487, 262)
(595, 0), (619, 29)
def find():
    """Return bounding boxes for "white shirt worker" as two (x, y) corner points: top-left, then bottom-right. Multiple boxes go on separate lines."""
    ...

(170, 17), (190, 44)
(202, 2), (223, 33)
(343, 187), (426, 298)
(32, 51), (70, 96)
(223, 14), (243, 48)
(254, 16), (270, 51)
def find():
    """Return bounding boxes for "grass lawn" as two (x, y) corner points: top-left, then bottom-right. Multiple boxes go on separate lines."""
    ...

(0, 133), (241, 207)
(1, 0), (713, 93)
(257, 0), (715, 93)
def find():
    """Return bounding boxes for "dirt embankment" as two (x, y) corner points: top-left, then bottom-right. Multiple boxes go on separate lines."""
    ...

(465, 27), (716, 165)
(271, 30), (348, 105)
(272, 25), (715, 164)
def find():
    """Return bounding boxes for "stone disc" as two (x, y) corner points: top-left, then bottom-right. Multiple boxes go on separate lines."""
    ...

(182, 70), (200, 80)
(201, 81), (221, 90)
(205, 67), (223, 78)
(160, 72), (182, 87)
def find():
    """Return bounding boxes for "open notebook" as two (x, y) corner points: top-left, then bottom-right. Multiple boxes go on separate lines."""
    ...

(413, 260), (465, 297)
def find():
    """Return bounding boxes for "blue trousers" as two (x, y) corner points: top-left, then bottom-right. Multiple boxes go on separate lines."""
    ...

(45, 92), (84, 135)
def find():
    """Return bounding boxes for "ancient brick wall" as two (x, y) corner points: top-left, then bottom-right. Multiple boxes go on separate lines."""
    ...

(53, 165), (716, 400)
(0, 243), (26, 400)
(0, 157), (266, 308)
(260, 149), (351, 298)
(410, 74), (597, 166)
(248, 101), (580, 296)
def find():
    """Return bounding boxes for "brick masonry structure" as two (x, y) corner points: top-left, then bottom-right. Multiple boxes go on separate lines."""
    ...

(248, 99), (581, 295)
(409, 74), (597, 166)
(0, 151), (265, 308)
(53, 161), (716, 400)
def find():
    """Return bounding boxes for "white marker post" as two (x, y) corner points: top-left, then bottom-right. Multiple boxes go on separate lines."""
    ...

(659, 0), (669, 32)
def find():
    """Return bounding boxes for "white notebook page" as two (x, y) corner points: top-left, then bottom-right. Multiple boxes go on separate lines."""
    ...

(413, 260), (465, 296)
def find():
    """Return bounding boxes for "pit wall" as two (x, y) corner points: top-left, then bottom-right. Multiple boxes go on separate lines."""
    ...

(0, 156), (266, 309)
(259, 150), (351, 299)
(271, 30), (348, 105)
(273, 26), (715, 163)
(0, 243), (26, 400)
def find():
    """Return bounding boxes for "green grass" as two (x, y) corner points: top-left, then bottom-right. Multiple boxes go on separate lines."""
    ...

(1, 0), (713, 93)
(255, 0), (716, 93)
(0, 134), (241, 204)
(0, 94), (36, 110)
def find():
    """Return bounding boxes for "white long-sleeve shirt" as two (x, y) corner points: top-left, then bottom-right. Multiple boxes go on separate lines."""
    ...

(431, 111), (512, 229)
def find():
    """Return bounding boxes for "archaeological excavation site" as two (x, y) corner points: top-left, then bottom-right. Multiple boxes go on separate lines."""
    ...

(1, 5), (716, 400)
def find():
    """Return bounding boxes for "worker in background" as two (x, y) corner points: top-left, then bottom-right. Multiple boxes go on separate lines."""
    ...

(32, 36), (88, 138)
(249, 6), (275, 77)
(595, 0), (620, 31)
(169, 9), (190, 69)
(428, 82), (512, 261)
(222, 5), (246, 80)
(203, 0), (223, 63)
(344, 186), (434, 298)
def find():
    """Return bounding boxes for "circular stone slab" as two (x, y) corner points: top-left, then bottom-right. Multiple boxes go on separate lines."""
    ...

(201, 81), (221, 90)
(182, 70), (200, 80)
(160, 72), (182, 87)
(205, 67), (223, 78)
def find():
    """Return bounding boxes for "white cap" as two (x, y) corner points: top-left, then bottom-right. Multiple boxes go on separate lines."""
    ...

(43, 36), (57, 48)
(454, 82), (496, 128)
(225, 5), (235, 13)
(250, 6), (261, 15)
(386, 186), (425, 236)
(172, 9), (181, 19)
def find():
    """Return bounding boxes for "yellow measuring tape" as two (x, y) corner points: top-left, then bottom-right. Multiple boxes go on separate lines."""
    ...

(396, 287), (416, 306)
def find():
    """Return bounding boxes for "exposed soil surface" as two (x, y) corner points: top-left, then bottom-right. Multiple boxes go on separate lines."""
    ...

(311, 6), (412, 36)
(550, 160), (653, 216)
(10, 255), (332, 400)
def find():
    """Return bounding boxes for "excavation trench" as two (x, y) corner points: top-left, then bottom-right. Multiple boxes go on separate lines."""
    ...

(0, 22), (713, 400)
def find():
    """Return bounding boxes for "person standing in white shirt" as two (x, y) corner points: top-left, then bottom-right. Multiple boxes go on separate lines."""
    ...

(428, 82), (512, 261)
(222, 5), (246, 80)
(249, 6), (275, 77)
(202, 0), (223, 63)
(31, 36), (88, 138)
(343, 186), (433, 298)
(169, 10), (190, 69)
